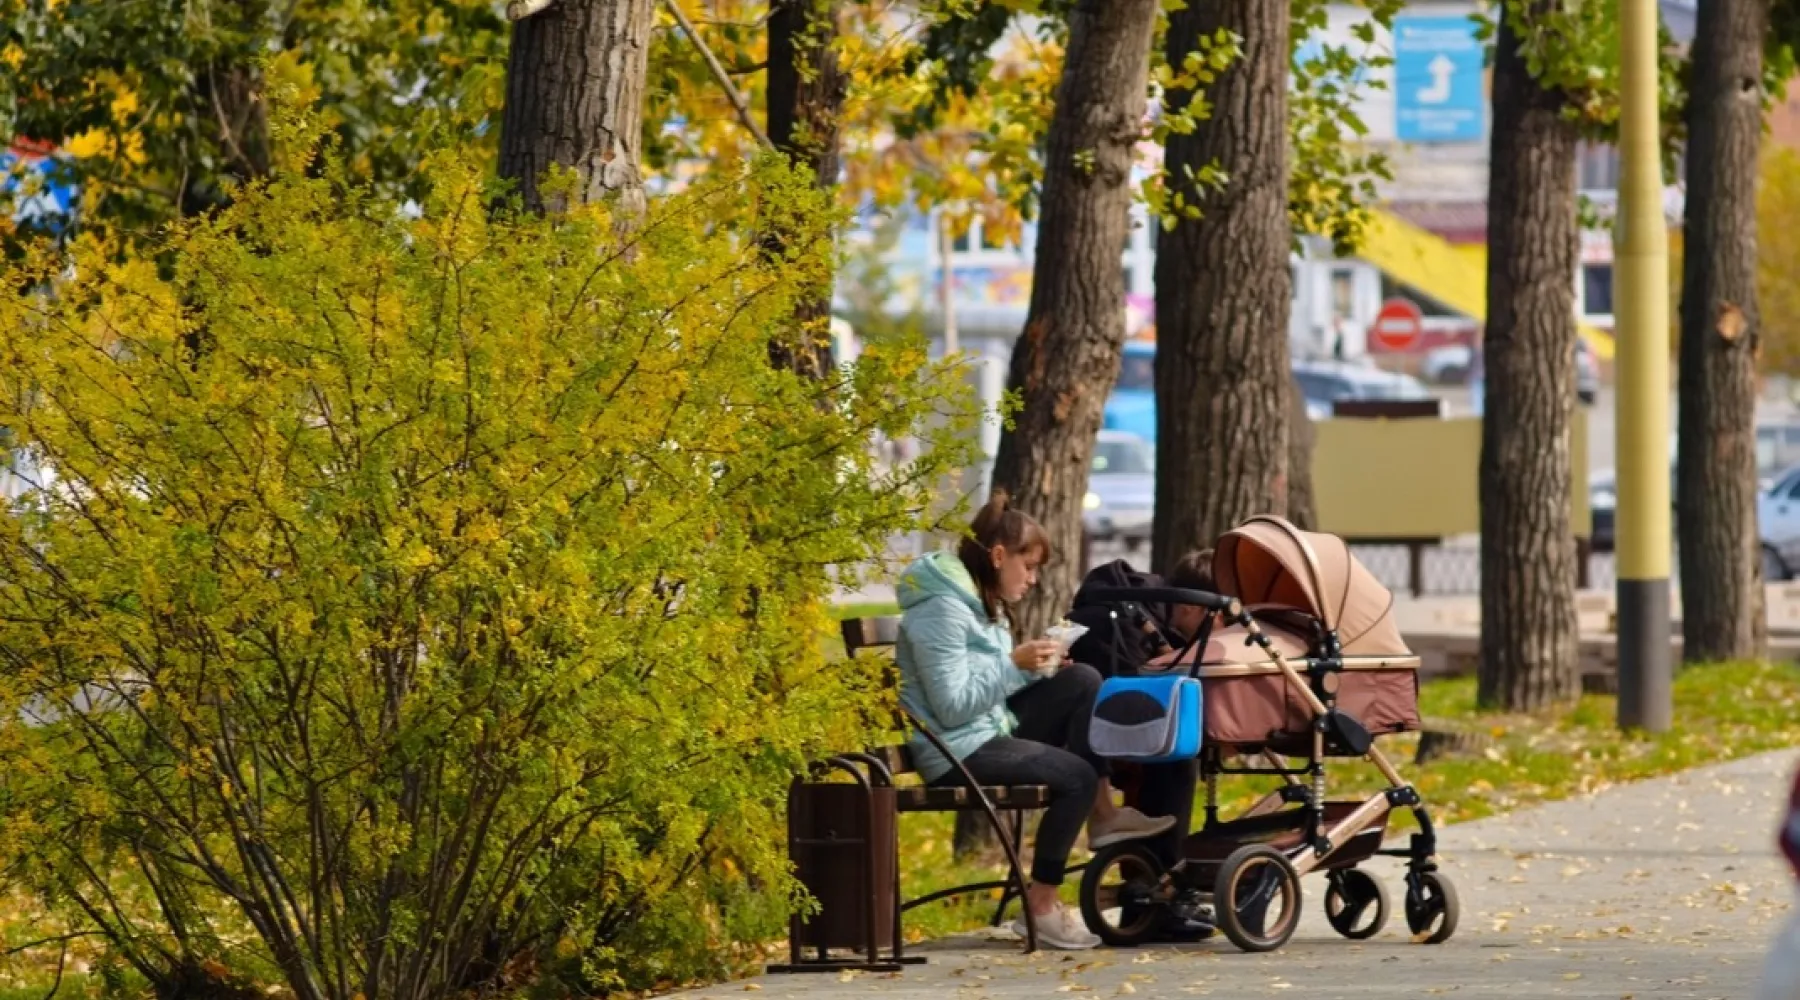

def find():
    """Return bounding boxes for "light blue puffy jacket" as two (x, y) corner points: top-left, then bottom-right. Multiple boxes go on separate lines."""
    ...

(895, 551), (1038, 782)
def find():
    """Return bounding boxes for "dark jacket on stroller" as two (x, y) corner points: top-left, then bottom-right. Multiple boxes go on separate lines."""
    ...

(1067, 559), (1180, 677)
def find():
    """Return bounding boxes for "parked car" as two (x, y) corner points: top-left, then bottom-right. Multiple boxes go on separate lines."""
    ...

(1575, 340), (1601, 405)
(1590, 420), (1800, 554)
(1586, 465), (1674, 554)
(1587, 470), (1614, 552)
(1758, 462), (1800, 580)
(1455, 339), (1598, 406)
(1421, 343), (1472, 385)
(1105, 344), (1439, 438)
(1084, 430), (1154, 549)
(1103, 340), (1158, 443)
(1758, 421), (1800, 491)
(1292, 359), (1434, 420)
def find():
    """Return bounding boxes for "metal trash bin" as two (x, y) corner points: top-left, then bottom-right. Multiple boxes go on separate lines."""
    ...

(767, 755), (922, 974)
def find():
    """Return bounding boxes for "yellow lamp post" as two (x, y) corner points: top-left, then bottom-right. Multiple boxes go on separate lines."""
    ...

(1613, 0), (1673, 732)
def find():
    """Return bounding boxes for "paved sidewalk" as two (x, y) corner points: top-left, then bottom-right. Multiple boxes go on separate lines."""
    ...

(688, 750), (1800, 999)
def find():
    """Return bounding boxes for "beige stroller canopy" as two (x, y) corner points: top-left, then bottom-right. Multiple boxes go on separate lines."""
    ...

(1211, 515), (1411, 658)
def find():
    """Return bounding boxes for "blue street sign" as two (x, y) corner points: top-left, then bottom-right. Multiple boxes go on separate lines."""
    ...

(1393, 15), (1486, 143)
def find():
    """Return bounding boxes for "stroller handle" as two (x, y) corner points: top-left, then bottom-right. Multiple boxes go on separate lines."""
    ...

(1082, 587), (1243, 618)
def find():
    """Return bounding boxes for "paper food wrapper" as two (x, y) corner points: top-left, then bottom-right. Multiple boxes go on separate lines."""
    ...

(1044, 621), (1090, 658)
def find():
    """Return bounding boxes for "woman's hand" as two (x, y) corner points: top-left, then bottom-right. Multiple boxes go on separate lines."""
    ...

(1011, 639), (1062, 673)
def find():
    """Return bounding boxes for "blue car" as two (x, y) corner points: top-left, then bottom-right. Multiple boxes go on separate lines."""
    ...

(1106, 342), (1437, 437)
(1105, 341), (1158, 443)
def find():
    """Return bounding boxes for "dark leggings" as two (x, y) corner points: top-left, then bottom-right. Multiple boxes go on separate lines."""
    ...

(931, 663), (1107, 886)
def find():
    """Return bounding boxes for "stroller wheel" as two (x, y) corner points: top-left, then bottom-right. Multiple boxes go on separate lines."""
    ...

(1403, 870), (1459, 944)
(1324, 868), (1389, 940)
(1079, 843), (1170, 947)
(1213, 845), (1302, 953)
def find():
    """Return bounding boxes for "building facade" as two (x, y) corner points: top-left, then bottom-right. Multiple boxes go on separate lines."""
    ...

(843, 1), (1702, 372)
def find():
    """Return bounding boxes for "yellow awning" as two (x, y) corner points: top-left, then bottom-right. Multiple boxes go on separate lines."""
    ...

(1360, 207), (1616, 361)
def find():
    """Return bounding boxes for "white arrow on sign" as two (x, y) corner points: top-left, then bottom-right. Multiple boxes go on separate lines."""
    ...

(1416, 53), (1455, 104)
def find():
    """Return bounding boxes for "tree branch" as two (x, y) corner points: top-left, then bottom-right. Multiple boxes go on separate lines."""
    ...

(3, 932), (102, 958)
(661, 0), (773, 149)
(505, 0), (555, 20)
(39, 940), (67, 1000)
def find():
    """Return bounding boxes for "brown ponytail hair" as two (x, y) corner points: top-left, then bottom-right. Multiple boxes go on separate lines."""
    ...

(957, 491), (1052, 623)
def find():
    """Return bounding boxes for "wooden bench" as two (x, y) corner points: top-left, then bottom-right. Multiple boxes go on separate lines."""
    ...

(836, 615), (1052, 953)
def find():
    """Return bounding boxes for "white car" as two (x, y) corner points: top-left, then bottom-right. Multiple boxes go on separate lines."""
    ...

(1422, 344), (1474, 385)
(1761, 466), (1800, 581)
(1084, 431), (1154, 548)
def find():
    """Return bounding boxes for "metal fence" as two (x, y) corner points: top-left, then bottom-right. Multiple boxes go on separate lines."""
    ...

(1344, 540), (1621, 596)
(1085, 536), (1625, 597)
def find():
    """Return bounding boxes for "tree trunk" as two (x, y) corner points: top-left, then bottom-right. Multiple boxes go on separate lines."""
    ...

(1151, 0), (1291, 574)
(206, 64), (271, 181)
(989, 0), (1159, 639)
(766, 0), (847, 378)
(498, 0), (653, 215)
(183, 1), (272, 218)
(1477, 8), (1581, 711)
(1678, 0), (1768, 663)
(1286, 376), (1317, 531)
(951, 811), (992, 861)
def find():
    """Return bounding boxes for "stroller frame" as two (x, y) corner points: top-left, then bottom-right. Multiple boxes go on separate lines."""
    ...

(1075, 576), (1459, 953)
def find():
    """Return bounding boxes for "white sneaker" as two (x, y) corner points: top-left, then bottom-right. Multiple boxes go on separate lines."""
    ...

(1011, 905), (1102, 950)
(1087, 806), (1178, 850)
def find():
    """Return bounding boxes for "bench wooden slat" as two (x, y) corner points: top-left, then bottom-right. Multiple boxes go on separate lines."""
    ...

(898, 784), (1053, 812)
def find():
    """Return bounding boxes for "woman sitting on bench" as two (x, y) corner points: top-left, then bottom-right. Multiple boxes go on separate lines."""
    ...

(894, 493), (1175, 951)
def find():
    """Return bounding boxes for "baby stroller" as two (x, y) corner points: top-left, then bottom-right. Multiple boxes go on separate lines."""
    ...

(1074, 515), (1458, 953)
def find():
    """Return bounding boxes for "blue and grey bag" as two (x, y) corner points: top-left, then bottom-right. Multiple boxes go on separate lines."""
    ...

(1088, 672), (1203, 764)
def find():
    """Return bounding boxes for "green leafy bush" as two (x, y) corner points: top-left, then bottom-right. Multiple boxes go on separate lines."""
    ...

(0, 125), (975, 1000)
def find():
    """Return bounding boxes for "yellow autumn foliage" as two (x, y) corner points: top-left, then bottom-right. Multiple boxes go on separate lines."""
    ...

(0, 116), (977, 999)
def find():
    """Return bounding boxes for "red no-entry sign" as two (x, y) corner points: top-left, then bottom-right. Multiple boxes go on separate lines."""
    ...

(1371, 298), (1425, 353)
